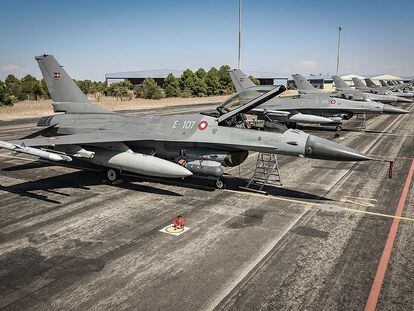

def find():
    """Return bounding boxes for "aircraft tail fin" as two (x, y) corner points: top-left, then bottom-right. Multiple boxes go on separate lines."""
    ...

(292, 74), (322, 93)
(229, 69), (257, 92)
(352, 77), (367, 88)
(332, 76), (352, 90)
(35, 54), (111, 114)
(364, 78), (378, 88)
(380, 80), (388, 87)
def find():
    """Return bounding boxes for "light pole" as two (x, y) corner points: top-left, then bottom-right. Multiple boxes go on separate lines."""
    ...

(336, 26), (343, 75)
(238, 0), (242, 69)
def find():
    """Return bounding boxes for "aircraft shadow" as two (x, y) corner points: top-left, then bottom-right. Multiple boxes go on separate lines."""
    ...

(0, 170), (182, 204)
(223, 176), (332, 202)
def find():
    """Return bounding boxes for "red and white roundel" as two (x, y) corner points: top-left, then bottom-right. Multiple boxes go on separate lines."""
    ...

(330, 99), (337, 104)
(198, 120), (208, 130)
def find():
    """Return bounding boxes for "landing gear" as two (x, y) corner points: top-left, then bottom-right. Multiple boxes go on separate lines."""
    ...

(334, 125), (342, 138)
(106, 168), (120, 182)
(215, 179), (225, 189)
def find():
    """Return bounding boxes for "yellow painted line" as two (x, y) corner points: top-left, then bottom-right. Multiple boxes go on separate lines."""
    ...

(343, 208), (414, 222)
(224, 189), (316, 206)
(340, 198), (376, 208)
(225, 189), (414, 222)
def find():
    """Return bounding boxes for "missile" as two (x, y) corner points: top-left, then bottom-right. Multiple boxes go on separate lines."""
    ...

(288, 113), (335, 124)
(0, 140), (72, 161)
(88, 148), (193, 178)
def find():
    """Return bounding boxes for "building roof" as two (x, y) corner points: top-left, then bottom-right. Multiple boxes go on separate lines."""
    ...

(306, 74), (333, 81)
(105, 69), (288, 80)
(340, 74), (366, 80)
(105, 69), (184, 79)
(370, 74), (403, 81)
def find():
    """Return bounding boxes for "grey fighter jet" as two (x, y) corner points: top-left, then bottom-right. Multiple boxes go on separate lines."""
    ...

(332, 76), (412, 103)
(364, 78), (414, 99)
(229, 70), (407, 131)
(0, 55), (373, 188)
(353, 77), (413, 100)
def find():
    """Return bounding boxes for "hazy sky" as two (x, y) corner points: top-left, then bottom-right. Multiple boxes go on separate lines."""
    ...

(0, 0), (413, 80)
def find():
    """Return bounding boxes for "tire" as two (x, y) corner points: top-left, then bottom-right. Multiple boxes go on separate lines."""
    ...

(106, 169), (118, 182)
(335, 125), (342, 132)
(215, 179), (225, 189)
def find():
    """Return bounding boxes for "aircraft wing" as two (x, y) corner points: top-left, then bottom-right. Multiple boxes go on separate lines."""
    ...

(9, 130), (154, 147)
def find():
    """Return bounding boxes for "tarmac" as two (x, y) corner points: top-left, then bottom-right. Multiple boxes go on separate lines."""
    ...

(0, 103), (414, 310)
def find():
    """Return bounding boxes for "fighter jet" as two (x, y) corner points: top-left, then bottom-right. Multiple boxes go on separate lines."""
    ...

(332, 76), (412, 103)
(380, 80), (414, 92)
(228, 71), (407, 131)
(364, 78), (414, 99)
(0, 55), (373, 189)
(353, 77), (413, 100)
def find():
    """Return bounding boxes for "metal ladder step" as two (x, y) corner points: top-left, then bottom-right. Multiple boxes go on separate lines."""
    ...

(245, 152), (282, 192)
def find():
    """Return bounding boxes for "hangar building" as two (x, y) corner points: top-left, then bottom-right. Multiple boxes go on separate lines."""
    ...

(105, 69), (288, 87)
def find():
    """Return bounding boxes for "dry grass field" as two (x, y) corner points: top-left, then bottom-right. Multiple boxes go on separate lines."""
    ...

(0, 95), (228, 120)
(0, 90), (300, 121)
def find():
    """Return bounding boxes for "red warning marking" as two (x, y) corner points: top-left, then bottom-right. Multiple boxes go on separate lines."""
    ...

(53, 72), (61, 79)
(198, 120), (208, 131)
(330, 99), (337, 104)
(365, 158), (414, 311)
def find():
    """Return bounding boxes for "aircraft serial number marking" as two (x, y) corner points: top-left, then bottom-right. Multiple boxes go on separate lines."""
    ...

(173, 120), (196, 129)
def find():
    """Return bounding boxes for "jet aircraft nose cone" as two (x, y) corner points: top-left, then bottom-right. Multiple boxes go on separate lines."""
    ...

(382, 105), (409, 114)
(305, 135), (371, 161)
(395, 96), (413, 103)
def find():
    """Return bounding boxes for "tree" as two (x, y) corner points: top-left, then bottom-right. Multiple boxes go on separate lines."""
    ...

(164, 73), (180, 97)
(218, 65), (234, 94)
(90, 81), (107, 101)
(205, 67), (221, 95)
(195, 68), (206, 80)
(192, 76), (207, 97)
(0, 80), (16, 106)
(41, 79), (50, 99)
(134, 78), (163, 99)
(5, 74), (25, 100)
(105, 81), (130, 101)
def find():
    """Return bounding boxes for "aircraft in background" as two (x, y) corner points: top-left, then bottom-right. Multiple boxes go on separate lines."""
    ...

(352, 77), (413, 100)
(364, 78), (414, 99)
(332, 76), (412, 104)
(0, 55), (373, 189)
(229, 70), (407, 131)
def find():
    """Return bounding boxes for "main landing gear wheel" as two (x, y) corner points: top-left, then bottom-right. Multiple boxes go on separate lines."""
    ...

(106, 169), (119, 182)
(215, 179), (225, 189)
(335, 125), (342, 132)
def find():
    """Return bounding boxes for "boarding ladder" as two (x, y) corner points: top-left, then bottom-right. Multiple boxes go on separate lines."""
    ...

(245, 153), (282, 191)
(354, 112), (366, 131)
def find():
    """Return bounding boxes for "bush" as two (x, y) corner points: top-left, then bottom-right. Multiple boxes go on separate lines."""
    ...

(164, 73), (180, 97)
(134, 78), (164, 99)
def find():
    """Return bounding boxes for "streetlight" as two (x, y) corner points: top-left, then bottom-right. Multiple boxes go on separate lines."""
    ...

(336, 26), (343, 75)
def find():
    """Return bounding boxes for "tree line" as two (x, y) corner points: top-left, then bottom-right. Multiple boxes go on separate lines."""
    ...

(0, 65), (259, 105)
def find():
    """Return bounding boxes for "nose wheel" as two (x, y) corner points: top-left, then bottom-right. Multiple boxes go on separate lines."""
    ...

(106, 169), (120, 182)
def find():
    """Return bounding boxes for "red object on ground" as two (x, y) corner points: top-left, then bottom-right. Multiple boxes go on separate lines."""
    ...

(173, 215), (185, 229)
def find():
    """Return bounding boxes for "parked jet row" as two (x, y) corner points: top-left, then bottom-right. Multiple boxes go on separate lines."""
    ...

(332, 76), (412, 103)
(353, 77), (414, 99)
(0, 55), (375, 188)
(228, 70), (407, 131)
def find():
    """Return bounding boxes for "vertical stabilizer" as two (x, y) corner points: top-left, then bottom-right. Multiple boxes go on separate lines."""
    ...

(332, 76), (352, 90)
(229, 69), (257, 91)
(292, 74), (322, 93)
(365, 78), (378, 88)
(352, 77), (368, 89)
(35, 54), (111, 114)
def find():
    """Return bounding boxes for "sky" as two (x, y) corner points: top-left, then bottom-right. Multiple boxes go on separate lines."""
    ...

(0, 0), (413, 81)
